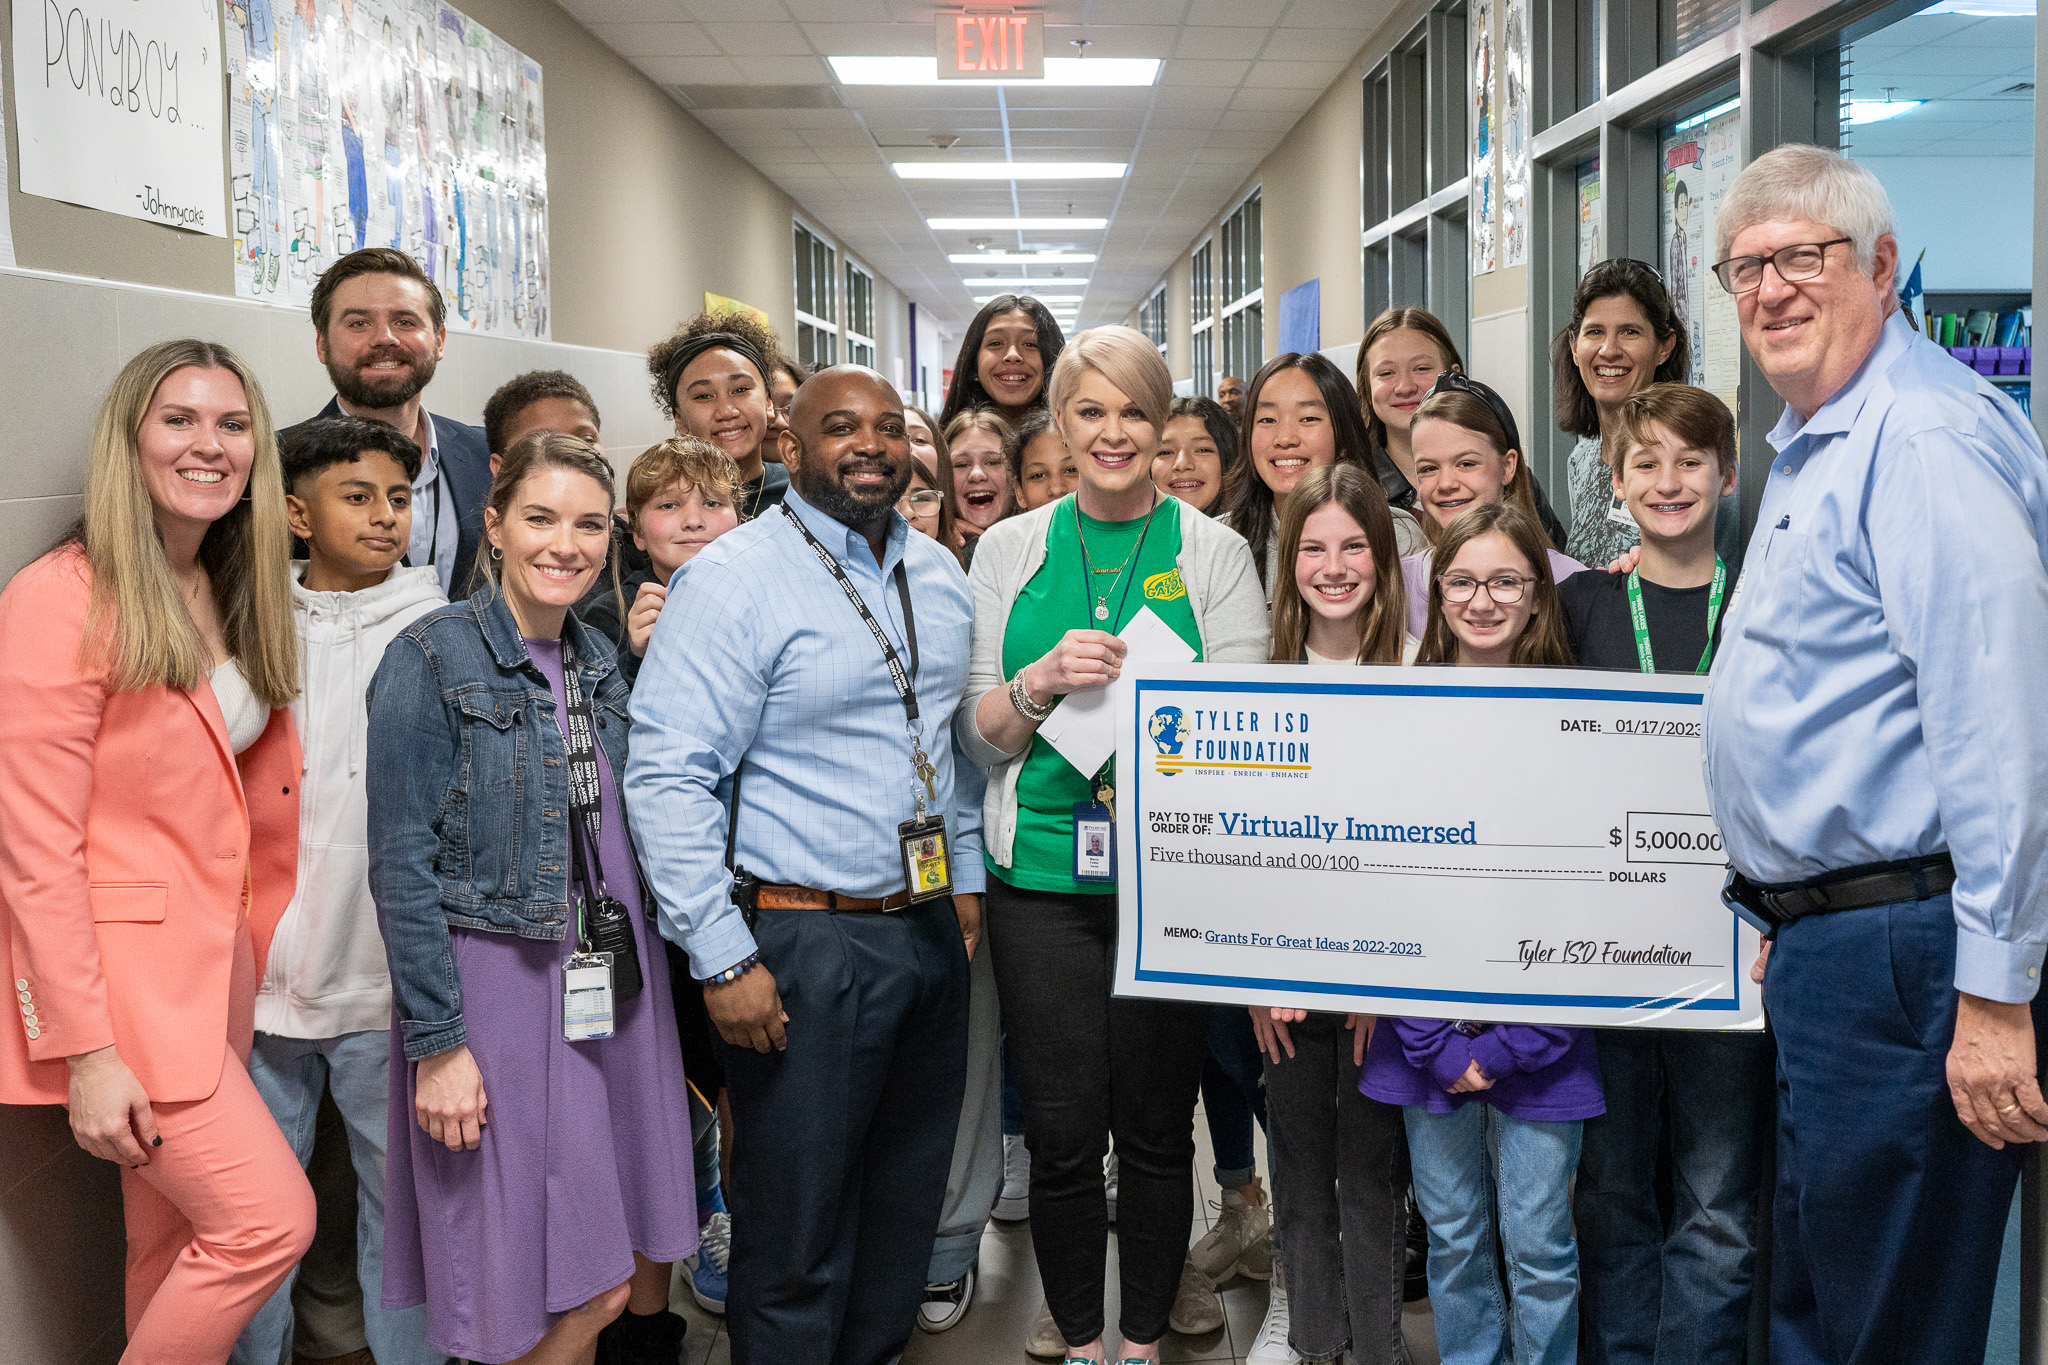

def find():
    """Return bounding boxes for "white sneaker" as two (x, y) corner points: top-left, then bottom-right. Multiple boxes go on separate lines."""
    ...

(1188, 1184), (1274, 1283)
(994, 1132), (1030, 1221)
(916, 1259), (976, 1333)
(1104, 1150), (1119, 1224)
(1246, 1260), (1300, 1364)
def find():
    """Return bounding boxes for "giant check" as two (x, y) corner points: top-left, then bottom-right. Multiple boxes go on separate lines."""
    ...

(1111, 663), (1763, 1030)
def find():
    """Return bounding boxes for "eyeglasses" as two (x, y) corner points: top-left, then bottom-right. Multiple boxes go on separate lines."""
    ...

(898, 489), (943, 516)
(1438, 573), (1533, 605)
(1711, 238), (1851, 295)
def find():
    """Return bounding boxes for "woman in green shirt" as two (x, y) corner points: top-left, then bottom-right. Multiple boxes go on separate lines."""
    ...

(959, 326), (1267, 1364)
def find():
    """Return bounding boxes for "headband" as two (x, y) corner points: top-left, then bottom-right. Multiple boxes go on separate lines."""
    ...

(1422, 371), (1523, 459)
(661, 330), (769, 409)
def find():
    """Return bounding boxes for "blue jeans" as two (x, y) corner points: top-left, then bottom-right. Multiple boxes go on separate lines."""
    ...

(1766, 895), (2038, 1365)
(1404, 1103), (1582, 1365)
(229, 1030), (440, 1365)
(1576, 1029), (1771, 1365)
(1201, 1004), (1268, 1188)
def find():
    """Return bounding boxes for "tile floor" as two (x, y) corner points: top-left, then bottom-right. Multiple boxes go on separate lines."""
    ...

(663, 1103), (1443, 1365)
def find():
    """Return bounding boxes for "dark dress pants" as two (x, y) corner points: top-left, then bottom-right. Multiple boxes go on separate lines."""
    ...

(986, 879), (1209, 1348)
(717, 897), (969, 1365)
(1766, 894), (2040, 1365)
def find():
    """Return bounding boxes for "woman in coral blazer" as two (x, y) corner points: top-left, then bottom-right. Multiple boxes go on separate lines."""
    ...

(0, 339), (315, 1364)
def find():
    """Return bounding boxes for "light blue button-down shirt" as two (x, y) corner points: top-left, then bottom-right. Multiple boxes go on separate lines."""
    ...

(624, 484), (985, 980)
(1703, 313), (2048, 1002)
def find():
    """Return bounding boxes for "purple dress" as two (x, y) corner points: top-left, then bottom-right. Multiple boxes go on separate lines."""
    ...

(384, 637), (697, 1363)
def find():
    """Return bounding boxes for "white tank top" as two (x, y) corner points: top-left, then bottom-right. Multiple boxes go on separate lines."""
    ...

(209, 659), (269, 754)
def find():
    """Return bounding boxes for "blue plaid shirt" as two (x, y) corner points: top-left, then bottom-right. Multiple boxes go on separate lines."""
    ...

(624, 485), (984, 980)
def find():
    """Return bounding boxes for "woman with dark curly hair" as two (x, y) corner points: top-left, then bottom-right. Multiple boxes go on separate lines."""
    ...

(645, 311), (788, 520)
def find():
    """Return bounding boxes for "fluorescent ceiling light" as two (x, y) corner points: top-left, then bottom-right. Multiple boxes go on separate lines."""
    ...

(830, 56), (1161, 86)
(948, 252), (1097, 264)
(962, 277), (1090, 287)
(928, 217), (1109, 231)
(976, 294), (1085, 302)
(1846, 99), (1926, 124)
(1673, 97), (1741, 131)
(896, 162), (1126, 180)
(1917, 0), (2032, 12)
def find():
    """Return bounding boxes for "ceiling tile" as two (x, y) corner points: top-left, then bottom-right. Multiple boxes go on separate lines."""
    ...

(1229, 84), (1319, 112)
(1185, 0), (1289, 25)
(587, 22), (717, 57)
(1248, 58), (1348, 88)
(1040, 24), (1180, 58)
(703, 21), (814, 54)
(1164, 58), (1252, 86)
(556, 0), (695, 25)
(1278, 0), (1390, 26)
(640, 54), (743, 83)
(679, 0), (790, 19)
(1258, 27), (1367, 60)
(784, 0), (893, 18)
(731, 54), (833, 82)
(798, 21), (931, 55)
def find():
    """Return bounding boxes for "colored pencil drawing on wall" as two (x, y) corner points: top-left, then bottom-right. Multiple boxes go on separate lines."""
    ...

(227, 0), (548, 338)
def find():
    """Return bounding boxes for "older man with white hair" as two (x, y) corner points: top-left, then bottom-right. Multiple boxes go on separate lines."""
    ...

(1703, 143), (2048, 1363)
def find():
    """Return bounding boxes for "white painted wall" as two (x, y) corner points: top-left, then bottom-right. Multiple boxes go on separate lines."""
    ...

(1859, 156), (2034, 292)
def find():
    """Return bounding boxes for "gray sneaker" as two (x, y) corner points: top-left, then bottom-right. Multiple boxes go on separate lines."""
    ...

(1026, 1297), (1067, 1359)
(1188, 1184), (1274, 1283)
(1168, 1259), (1224, 1335)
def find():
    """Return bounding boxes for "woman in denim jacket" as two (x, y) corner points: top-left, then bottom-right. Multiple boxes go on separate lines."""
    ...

(367, 434), (696, 1365)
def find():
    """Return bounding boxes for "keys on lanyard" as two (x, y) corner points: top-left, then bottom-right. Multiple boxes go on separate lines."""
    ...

(1073, 773), (1116, 883)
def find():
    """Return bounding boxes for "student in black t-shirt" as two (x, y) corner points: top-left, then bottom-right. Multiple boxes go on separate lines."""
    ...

(1560, 382), (1772, 1365)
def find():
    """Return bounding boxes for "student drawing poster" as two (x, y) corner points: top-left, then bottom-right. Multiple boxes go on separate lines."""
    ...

(0, 29), (14, 266)
(1501, 0), (1531, 268)
(227, 0), (547, 338)
(1661, 105), (1742, 412)
(1576, 162), (1602, 281)
(1470, 0), (1497, 275)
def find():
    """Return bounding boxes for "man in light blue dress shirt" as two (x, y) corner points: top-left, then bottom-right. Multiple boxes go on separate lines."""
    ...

(624, 367), (981, 1365)
(1702, 145), (2048, 1365)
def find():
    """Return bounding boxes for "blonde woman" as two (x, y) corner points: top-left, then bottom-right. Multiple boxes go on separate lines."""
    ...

(959, 326), (1266, 1364)
(0, 339), (312, 1363)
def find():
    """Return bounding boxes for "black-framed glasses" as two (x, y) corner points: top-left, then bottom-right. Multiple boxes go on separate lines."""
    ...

(1711, 239), (1852, 295)
(1438, 572), (1533, 605)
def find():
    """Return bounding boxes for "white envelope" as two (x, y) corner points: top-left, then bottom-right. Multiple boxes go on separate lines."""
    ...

(1038, 606), (1197, 778)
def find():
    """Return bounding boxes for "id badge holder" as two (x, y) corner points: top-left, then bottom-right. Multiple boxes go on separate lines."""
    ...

(563, 951), (616, 1042)
(1072, 801), (1115, 883)
(899, 814), (954, 903)
(1605, 494), (1639, 530)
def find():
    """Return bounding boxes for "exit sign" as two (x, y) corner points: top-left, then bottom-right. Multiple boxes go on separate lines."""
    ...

(936, 12), (1045, 79)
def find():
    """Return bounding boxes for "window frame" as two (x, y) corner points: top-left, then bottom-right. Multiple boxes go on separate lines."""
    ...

(793, 218), (839, 370)
(844, 257), (877, 370)
(1220, 188), (1264, 385)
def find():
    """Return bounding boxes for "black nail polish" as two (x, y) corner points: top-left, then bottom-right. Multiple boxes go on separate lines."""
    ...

(151, 1136), (162, 1146)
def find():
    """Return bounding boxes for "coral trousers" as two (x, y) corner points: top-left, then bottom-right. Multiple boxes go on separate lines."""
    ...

(113, 926), (316, 1364)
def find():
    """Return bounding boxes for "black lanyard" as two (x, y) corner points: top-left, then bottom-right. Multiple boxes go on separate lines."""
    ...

(780, 503), (921, 720)
(779, 503), (937, 811)
(558, 646), (609, 941)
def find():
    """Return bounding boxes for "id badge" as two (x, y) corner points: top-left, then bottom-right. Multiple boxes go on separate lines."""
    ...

(1605, 495), (1639, 529)
(1072, 801), (1115, 883)
(898, 815), (953, 903)
(563, 952), (616, 1042)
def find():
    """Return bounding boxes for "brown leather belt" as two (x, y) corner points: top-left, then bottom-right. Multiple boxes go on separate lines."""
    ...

(753, 882), (912, 913)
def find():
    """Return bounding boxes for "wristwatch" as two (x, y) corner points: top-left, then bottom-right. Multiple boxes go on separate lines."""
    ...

(1010, 672), (1057, 723)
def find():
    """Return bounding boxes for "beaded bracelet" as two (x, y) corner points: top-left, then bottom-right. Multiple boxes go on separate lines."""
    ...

(1010, 672), (1056, 723)
(708, 952), (761, 987)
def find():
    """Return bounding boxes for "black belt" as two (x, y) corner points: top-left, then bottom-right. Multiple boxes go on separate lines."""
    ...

(1725, 852), (1956, 932)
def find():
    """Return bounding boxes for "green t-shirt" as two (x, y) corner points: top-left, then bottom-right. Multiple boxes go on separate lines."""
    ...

(995, 495), (1203, 893)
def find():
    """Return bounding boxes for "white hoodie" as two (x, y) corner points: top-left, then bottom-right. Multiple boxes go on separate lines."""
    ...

(256, 564), (447, 1039)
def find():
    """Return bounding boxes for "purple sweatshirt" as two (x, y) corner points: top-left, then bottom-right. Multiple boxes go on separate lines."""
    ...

(1361, 1017), (1605, 1121)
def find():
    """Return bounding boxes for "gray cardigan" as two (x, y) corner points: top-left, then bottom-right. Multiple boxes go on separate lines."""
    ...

(955, 496), (1269, 870)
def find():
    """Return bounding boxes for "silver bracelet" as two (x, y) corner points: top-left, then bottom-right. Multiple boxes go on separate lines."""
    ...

(1009, 672), (1056, 723)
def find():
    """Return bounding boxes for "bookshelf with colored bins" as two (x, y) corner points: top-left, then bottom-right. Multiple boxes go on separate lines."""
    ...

(1921, 289), (2032, 415)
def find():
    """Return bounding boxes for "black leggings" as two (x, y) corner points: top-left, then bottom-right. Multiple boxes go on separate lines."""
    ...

(986, 878), (1209, 1348)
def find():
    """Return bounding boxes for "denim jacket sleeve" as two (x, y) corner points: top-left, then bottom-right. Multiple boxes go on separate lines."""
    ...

(367, 632), (467, 1061)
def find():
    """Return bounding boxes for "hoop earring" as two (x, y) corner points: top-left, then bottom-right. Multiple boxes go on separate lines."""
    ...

(490, 544), (502, 560)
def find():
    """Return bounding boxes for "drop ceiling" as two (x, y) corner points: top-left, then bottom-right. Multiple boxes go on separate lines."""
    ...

(553, 0), (1402, 331)
(1845, 13), (2034, 158)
